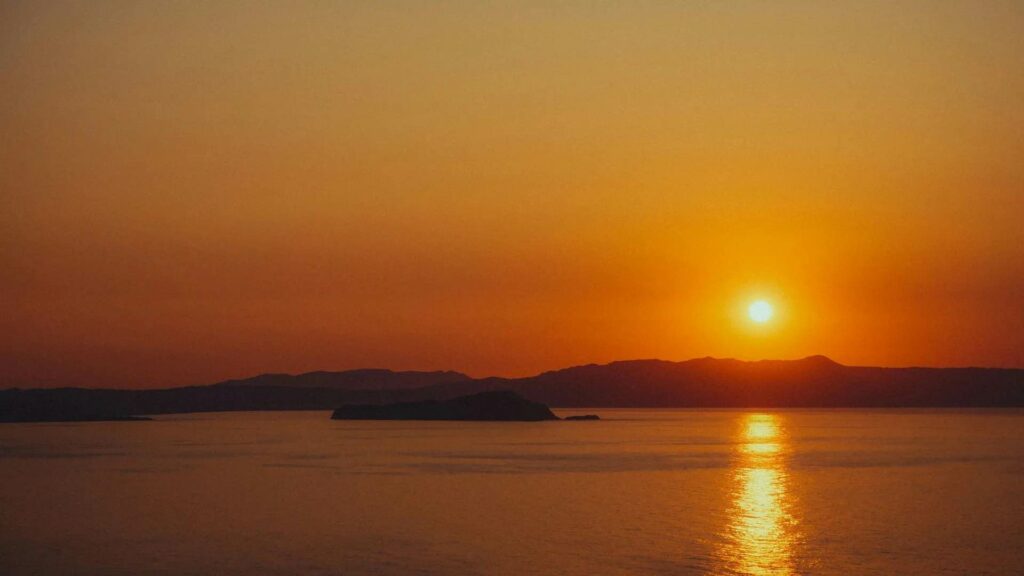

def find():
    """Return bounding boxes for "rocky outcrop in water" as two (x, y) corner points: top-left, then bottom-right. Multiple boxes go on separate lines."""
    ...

(331, 390), (558, 421)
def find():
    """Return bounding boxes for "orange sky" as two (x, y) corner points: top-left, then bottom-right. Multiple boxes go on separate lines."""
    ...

(2, 1), (1023, 388)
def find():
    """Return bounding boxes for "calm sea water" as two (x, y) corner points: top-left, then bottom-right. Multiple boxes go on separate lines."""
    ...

(1, 409), (1023, 575)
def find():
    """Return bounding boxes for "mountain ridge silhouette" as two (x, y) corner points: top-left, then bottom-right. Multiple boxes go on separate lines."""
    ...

(3, 356), (1023, 422)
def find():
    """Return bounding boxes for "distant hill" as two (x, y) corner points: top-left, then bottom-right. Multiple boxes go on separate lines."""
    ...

(214, 369), (470, 390)
(455, 356), (1024, 408)
(0, 368), (469, 423)
(2, 357), (1023, 422)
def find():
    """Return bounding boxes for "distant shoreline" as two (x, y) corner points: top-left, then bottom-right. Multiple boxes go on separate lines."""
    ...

(3, 356), (1023, 423)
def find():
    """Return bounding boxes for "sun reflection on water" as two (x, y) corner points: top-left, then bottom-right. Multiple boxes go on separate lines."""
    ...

(717, 413), (799, 575)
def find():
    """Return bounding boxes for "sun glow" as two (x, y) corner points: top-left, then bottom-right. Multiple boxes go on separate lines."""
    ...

(748, 300), (774, 324)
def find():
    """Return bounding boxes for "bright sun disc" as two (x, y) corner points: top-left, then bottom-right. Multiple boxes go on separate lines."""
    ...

(748, 300), (774, 323)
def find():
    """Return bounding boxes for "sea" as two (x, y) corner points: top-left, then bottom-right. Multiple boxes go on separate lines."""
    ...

(1, 409), (1022, 575)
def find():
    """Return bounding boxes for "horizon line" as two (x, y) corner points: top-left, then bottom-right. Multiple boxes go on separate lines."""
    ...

(7, 354), (1024, 392)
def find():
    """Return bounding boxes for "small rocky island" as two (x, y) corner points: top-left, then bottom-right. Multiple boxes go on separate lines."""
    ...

(331, 390), (564, 421)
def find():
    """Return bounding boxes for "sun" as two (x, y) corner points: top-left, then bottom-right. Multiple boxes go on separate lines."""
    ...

(748, 300), (774, 324)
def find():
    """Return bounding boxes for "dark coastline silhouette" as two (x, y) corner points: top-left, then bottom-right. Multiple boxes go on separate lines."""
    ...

(331, 390), (558, 421)
(2, 356), (1023, 422)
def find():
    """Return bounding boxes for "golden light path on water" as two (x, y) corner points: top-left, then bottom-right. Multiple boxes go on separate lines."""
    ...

(717, 413), (800, 575)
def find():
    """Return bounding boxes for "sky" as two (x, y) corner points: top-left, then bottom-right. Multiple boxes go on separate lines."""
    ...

(2, 1), (1023, 388)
